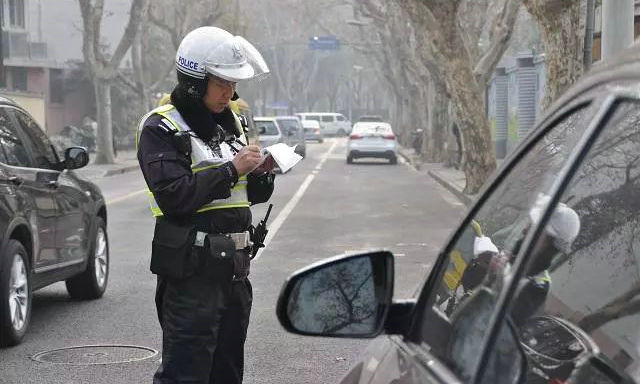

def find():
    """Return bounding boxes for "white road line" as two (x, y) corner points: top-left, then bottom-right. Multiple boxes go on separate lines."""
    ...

(254, 140), (337, 260)
(107, 189), (147, 205)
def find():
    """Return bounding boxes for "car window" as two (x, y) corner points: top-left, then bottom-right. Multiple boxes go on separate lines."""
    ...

(352, 123), (392, 135)
(277, 119), (300, 134)
(336, 115), (345, 122)
(306, 115), (320, 122)
(490, 100), (640, 383)
(321, 115), (333, 122)
(11, 109), (59, 169)
(256, 121), (279, 136)
(0, 108), (31, 167)
(416, 104), (593, 382)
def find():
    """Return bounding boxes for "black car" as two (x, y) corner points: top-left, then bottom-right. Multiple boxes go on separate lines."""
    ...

(276, 48), (640, 382)
(0, 97), (108, 347)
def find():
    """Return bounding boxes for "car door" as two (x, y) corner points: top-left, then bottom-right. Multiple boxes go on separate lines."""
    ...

(489, 94), (640, 383)
(321, 114), (336, 135)
(363, 97), (602, 384)
(0, 107), (57, 271)
(10, 109), (91, 266)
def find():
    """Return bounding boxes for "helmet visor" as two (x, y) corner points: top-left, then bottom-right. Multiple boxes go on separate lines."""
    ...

(204, 36), (270, 82)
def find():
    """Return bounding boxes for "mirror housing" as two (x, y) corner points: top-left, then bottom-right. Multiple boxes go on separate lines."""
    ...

(276, 250), (394, 338)
(64, 146), (89, 170)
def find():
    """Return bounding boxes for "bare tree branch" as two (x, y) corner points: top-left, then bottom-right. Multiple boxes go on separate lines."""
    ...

(473, 0), (521, 85)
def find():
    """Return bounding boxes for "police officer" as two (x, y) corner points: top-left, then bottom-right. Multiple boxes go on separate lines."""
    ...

(136, 27), (273, 383)
(510, 194), (581, 327)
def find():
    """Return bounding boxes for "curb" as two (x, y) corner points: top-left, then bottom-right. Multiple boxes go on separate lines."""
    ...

(103, 164), (140, 177)
(427, 170), (473, 206)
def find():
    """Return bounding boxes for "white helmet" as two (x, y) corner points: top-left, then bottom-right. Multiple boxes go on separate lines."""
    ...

(175, 27), (269, 83)
(529, 193), (581, 252)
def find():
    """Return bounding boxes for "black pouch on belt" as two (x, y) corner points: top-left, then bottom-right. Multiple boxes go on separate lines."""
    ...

(202, 234), (235, 281)
(150, 220), (197, 279)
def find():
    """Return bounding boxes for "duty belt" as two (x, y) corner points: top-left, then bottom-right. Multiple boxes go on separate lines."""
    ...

(194, 231), (252, 251)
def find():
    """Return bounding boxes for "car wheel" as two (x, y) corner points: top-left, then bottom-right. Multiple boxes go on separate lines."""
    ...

(347, 155), (354, 164)
(318, 138), (324, 143)
(0, 240), (31, 347)
(389, 156), (398, 165)
(66, 217), (109, 300)
(337, 129), (346, 137)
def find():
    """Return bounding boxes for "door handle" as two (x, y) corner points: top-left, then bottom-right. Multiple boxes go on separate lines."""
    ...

(47, 180), (59, 189)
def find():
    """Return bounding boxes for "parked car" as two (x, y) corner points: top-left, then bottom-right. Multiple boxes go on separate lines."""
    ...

(254, 117), (283, 149)
(296, 112), (351, 136)
(274, 116), (306, 158)
(0, 97), (108, 347)
(302, 119), (323, 143)
(276, 47), (640, 383)
(346, 122), (397, 164)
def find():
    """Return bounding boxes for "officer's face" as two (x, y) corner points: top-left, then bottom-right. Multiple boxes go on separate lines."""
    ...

(203, 76), (237, 113)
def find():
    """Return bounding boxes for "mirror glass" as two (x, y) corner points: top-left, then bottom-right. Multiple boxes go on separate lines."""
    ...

(65, 147), (89, 169)
(286, 255), (378, 335)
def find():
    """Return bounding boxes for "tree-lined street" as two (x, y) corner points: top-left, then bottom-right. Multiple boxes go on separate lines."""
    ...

(0, 139), (464, 383)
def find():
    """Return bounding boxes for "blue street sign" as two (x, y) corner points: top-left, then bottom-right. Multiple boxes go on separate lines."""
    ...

(309, 36), (340, 50)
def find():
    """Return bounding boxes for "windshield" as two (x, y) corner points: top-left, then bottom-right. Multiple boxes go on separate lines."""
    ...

(255, 120), (279, 135)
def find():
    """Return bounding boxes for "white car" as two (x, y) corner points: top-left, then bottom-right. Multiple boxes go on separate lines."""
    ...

(295, 112), (351, 136)
(346, 122), (397, 164)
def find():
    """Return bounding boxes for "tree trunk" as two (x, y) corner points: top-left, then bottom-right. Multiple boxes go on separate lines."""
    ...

(524, 0), (585, 110)
(93, 80), (115, 164)
(578, 282), (640, 332)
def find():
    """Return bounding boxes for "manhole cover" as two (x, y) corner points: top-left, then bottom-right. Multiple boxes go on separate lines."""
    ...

(32, 345), (158, 366)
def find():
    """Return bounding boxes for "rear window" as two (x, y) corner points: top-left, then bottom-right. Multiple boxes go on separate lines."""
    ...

(277, 119), (300, 133)
(358, 115), (383, 122)
(301, 120), (320, 129)
(352, 122), (393, 135)
(255, 121), (279, 136)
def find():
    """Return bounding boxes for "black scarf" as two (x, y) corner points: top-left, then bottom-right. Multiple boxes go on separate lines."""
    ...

(170, 84), (239, 142)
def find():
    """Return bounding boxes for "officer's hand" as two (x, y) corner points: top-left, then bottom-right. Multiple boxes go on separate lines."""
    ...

(232, 145), (263, 176)
(252, 155), (275, 174)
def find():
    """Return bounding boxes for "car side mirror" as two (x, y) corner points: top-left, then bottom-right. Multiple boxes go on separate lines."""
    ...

(276, 250), (394, 338)
(288, 129), (295, 136)
(258, 127), (266, 135)
(64, 146), (89, 170)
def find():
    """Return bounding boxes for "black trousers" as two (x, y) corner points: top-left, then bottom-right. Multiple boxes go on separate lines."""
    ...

(153, 272), (252, 384)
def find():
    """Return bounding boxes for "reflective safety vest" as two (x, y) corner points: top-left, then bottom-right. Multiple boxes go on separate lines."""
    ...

(533, 270), (551, 287)
(136, 104), (250, 217)
(443, 220), (483, 292)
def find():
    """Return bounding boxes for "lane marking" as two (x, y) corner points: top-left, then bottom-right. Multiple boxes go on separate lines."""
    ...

(255, 140), (337, 260)
(106, 189), (147, 205)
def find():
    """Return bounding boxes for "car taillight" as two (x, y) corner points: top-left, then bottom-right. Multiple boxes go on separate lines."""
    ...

(384, 133), (396, 140)
(350, 133), (363, 140)
(315, 129), (320, 134)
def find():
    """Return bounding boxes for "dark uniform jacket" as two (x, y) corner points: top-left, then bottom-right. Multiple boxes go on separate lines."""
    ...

(137, 95), (274, 236)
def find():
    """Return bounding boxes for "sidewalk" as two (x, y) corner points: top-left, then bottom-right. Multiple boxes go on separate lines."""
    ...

(397, 146), (474, 206)
(74, 149), (140, 181)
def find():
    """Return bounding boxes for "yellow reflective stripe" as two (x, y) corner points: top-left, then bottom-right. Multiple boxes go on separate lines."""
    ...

(196, 203), (251, 213)
(470, 220), (483, 237)
(534, 270), (551, 285)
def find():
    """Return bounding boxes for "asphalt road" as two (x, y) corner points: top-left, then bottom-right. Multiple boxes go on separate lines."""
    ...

(0, 138), (465, 384)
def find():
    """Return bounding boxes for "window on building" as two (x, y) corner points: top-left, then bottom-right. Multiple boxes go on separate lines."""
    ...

(49, 69), (64, 104)
(8, 0), (25, 29)
(11, 67), (27, 91)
